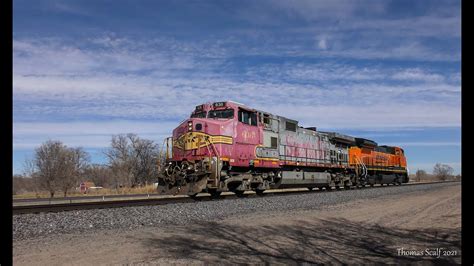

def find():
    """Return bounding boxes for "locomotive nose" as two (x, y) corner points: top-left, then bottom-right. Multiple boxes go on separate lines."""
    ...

(185, 119), (205, 132)
(173, 119), (208, 151)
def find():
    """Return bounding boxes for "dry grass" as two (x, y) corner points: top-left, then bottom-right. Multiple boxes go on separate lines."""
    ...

(14, 174), (460, 199)
(13, 184), (158, 199)
(409, 173), (460, 183)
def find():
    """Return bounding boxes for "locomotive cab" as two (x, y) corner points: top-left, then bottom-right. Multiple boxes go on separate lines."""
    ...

(172, 102), (236, 157)
(160, 101), (268, 196)
(190, 102), (235, 120)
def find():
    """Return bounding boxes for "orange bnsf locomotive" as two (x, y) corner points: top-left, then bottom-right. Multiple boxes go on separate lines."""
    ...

(158, 101), (408, 197)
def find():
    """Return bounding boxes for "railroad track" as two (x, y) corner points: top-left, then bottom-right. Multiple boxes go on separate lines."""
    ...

(13, 181), (459, 215)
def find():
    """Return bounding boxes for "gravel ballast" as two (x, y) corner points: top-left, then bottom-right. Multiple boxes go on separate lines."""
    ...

(13, 182), (458, 241)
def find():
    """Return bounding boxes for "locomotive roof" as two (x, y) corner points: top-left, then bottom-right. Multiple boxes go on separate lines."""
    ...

(319, 131), (357, 144)
(221, 101), (299, 124)
(195, 101), (405, 151)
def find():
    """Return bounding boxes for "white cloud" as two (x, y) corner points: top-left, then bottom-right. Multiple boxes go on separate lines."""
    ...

(382, 142), (461, 147)
(13, 37), (201, 77)
(249, 1), (460, 38)
(237, 0), (460, 52)
(318, 37), (327, 50)
(264, 104), (460, 129)
(391, 68), (445, 83)
(13, 70), (461, 125)
(268, 0), (385, 21)
(244, 62), (459, 85)
(323, 41), (459, 62)
(342, 15), (461, 38)
(46, 0), (92, 16)
(13, 121), (177, 150)
(12, 37), (461, 153)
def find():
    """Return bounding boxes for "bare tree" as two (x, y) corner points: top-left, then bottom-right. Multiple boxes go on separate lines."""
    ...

(13, 174), (38, 195)
(415, 169), (427, 182)
(85, 164), (113, 187)
(59, 147), (89, 197)
(157, 139), (170, 173)
(12, 174), (21, 195)
(133, 137), (160, 186)
(433, 163), (454, 181)
(25, 140), (89, 198)
(105, 134), (159, 188)
(105, 134), (134, 188)
(23, 155), (43, 197)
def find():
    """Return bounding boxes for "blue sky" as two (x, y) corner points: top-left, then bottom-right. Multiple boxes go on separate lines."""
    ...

(13, 0), (461, 175)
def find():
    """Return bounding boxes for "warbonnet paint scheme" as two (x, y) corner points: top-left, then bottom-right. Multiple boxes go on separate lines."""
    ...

(158, 101), (408, 197)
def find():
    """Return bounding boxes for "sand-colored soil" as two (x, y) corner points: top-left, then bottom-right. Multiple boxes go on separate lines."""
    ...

(13, 183), (461, 265)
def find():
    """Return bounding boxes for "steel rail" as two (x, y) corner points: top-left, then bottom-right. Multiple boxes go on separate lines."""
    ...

(13, 193), (168, 203)
(13, 180), (459, 215)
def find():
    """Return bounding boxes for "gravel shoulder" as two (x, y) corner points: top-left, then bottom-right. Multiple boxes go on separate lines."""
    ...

(13, 182), (461, 265)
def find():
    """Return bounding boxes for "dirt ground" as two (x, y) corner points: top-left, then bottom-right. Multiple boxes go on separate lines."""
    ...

(13, 183), (461, 265)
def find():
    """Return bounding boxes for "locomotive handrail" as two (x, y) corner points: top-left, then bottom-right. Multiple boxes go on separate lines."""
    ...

(205, 137), (221, 184)
(353, 155), (367, 179)
(280, 144), (337, 165)
(159, 137), (173, 165)
(165, 137), (172, 160)
(204, 137), (213, 164)
(159, 139), (166, 166)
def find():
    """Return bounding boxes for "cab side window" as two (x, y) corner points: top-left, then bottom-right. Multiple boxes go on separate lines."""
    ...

(285, 121), (297, 131)
(238, 109), (257, 126)
(263, 114), (271, 125)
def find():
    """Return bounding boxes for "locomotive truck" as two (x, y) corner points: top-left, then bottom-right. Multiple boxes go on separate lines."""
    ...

(158, 101), (408, 197)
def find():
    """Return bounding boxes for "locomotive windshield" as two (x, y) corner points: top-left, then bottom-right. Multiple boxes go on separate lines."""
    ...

(208, 109), (234, 119)
(191, 111), (207, 118)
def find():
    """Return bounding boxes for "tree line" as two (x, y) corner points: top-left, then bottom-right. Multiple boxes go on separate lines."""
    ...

(13, 136), (461, 197)
(16, 133), (166, 197)
(413, 163), (460, 182)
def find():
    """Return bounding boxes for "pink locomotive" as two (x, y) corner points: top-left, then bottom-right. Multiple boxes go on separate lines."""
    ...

(158, 101), (408, 197)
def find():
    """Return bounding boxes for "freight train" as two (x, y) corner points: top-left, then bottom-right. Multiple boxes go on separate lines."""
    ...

(158, 101), (408, 197)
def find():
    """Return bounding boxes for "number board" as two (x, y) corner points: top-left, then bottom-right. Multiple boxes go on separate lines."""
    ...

(213, 102), (226, 108)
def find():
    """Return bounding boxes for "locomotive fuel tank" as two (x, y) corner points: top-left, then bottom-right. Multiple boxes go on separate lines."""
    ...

(277, 171), (330, 188)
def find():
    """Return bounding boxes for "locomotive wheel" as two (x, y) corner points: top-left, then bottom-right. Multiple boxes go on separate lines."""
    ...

(255, 189), (265, 196)
(307, 187), (314, 191)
